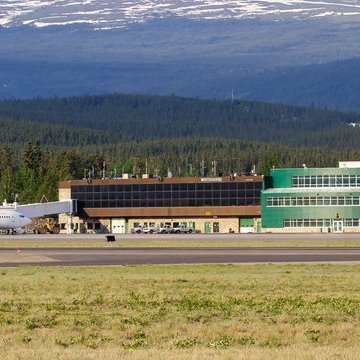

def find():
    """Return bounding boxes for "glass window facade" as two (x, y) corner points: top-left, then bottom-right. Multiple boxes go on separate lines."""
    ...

(71, 181), (262, 208)
(292, 175), (360, 188)
(262, 167), (360, 230)
(284, 218), (360, 228)
(267, 196), (360, 207)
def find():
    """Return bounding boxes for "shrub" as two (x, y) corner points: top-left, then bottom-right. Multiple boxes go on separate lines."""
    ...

(305, 328), (320, 343)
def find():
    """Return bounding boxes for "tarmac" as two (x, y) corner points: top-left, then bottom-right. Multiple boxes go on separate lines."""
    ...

(1, 232), (360, 266)
(2, 232), (360, 242)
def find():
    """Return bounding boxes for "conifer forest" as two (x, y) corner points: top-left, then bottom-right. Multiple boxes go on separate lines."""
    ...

(1, 93), (360, 203)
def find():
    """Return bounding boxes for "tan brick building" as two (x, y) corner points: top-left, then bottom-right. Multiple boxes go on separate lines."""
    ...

(59, 175), (262, 234)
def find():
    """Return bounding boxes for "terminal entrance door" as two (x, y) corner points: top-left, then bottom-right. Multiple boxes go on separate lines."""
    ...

(204, 222), (212, 234)
(333, 220), (343, 233)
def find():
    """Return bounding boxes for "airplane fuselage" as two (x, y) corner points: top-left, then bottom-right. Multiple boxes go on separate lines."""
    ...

(0, 209), (32, 231)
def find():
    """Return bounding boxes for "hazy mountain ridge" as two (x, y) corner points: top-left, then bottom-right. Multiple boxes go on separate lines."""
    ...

(1, 52), (359, 111)
(1, 0), (360, 30)
(1, 2), (360, 110)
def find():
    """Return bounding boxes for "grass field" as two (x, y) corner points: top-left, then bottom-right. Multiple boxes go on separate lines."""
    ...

(1, 264), (360, 359)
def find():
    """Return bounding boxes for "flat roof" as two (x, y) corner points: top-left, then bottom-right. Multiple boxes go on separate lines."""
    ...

(59, 175), (263, 189)
(270, 167), (360, 173)
(263, 187), (360, 194)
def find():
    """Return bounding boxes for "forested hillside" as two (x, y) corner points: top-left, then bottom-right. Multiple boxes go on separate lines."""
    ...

(1, 138), (360, 204)
(1, 94), (360, 147)
(1, 93), (360, 204)
(0, 119), (117, 147)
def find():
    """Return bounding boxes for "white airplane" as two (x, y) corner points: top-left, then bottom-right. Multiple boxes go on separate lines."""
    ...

(0, 208), (32, 234)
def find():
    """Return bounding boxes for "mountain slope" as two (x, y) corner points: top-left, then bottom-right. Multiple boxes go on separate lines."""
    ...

(1, 0), (360, 29)
(1, 94), (360, 148)
(0, 117), (117, 147)
(0, 1), (360, 110)
(221, 58), (360, 111)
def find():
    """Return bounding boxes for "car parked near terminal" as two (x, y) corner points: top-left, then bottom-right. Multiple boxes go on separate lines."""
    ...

(131, 225), (143, 234)
(158, 224), (173, 234)
(172, 224), (193, 234)
(143, 225), (160, 234)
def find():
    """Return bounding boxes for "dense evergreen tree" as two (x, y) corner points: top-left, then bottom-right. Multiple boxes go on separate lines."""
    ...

(0, 93), (360, 148)
(1, 94), (360, 204)
(0, 139), (359, 204)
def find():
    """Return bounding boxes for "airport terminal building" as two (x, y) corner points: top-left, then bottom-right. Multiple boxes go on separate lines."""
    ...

(59, 175), (262, 234)
(262, 162), (360, 233)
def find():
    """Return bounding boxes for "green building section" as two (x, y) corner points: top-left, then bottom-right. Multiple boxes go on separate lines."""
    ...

(239, 218), (254, 228)
(267, 167), (360, 188)
(261, 165), (360, 231)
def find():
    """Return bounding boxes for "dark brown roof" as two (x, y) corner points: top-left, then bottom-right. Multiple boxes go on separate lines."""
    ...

(59, 176), (263, 189)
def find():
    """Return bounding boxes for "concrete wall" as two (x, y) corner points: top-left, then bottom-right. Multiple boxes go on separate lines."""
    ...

(58, 214), (84, 234)
(128, 217), (240, 233)
(58, 212), (260, 234)
(59, 188), (71, 201)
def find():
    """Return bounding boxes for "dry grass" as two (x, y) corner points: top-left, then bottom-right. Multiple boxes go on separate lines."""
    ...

(0, 264), (360, 359)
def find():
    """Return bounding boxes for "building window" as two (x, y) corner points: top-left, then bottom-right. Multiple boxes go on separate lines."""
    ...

(283, 218), (322, 227)
(292, 174), (360, 188)
(72, 181), (262, 208)
(284, 218), (360, 228)
(267, 196), (360, 207)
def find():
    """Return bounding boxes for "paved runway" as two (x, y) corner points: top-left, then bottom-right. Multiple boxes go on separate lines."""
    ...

(1, 246), (360, 267)
(2, 232), (360, 241)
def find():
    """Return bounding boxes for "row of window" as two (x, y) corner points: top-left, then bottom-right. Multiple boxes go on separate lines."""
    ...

(77, 197), (260, 208)
(266, 196), (360, 207)
(292, 175), (360, 188)
(284, 218), (360, 227)
(72, 182), (262, 193)
(73, 190), (259, 201)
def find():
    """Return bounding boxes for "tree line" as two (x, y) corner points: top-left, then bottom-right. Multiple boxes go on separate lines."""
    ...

(2, 139), (360, 204)
(1, 93), (360, 204)
(1, 93), (360, 148)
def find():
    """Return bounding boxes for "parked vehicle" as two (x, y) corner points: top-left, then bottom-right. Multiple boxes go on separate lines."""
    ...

(142, 225), (159, 234)
(131, 225), (143, 234)
(158, 224), (173, 234)
(172, 225), (193, 234)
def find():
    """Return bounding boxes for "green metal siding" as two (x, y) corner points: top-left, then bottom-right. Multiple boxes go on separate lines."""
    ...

(261, 189), (360, 228)
(240, 218), (254, 227)
(270, 167), (360, 188)
(262, 165), (360, 229)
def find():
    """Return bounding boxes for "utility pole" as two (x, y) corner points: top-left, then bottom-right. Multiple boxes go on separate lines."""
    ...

(188, 163), (193, 176)
(211, 160), (218, 176)
(200, 160), (205, 177)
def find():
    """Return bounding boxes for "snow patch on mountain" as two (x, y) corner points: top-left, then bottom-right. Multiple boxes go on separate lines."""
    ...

(0, 0), (360, 30)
